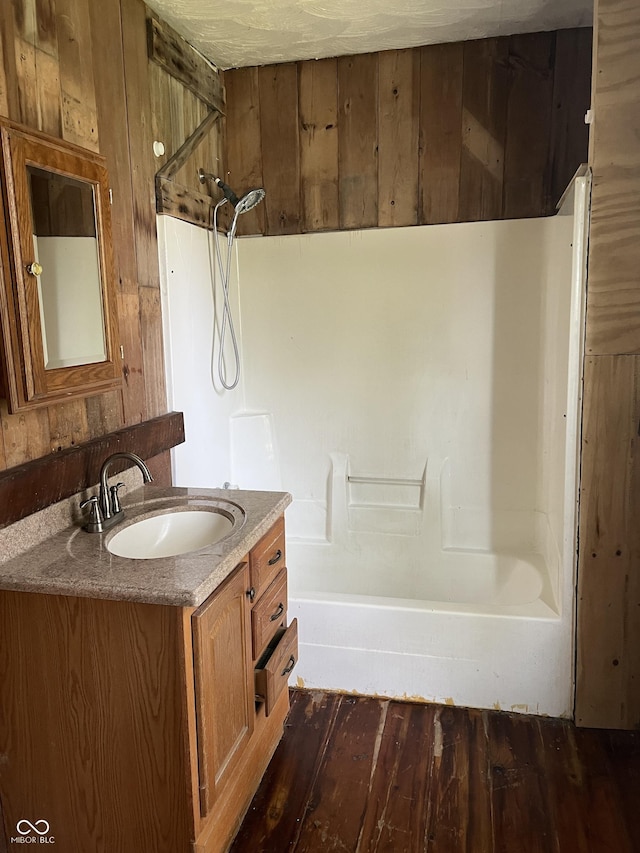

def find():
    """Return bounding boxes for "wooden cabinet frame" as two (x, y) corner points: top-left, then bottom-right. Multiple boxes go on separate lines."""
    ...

(0, 118), (121, 411)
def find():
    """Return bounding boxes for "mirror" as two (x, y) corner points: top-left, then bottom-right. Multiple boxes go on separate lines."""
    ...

(0, 119), (121, 411)
(28, 167), (107, 370)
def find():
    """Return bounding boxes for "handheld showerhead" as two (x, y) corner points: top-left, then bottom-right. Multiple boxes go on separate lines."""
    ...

(235, 187), (266, 214)
(198, 169), (265, 215)
(199, 168), (266, 391)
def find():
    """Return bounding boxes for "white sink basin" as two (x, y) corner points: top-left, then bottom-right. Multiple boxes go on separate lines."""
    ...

(107, 510), (235, 559)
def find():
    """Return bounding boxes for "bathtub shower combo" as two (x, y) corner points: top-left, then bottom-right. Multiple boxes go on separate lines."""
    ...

(160, 172), (590, 718)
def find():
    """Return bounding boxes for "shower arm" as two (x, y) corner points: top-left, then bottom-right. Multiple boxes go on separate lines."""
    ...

(198, 168), (266, 216)
(199, 169), (239, 206)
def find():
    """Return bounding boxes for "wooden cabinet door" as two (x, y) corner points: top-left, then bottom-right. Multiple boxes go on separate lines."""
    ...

(192, 563), (254, 817)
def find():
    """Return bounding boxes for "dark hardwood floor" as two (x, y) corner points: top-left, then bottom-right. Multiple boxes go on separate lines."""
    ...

(231, 689), (640, 853)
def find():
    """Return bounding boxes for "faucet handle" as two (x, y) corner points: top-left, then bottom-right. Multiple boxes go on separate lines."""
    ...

(109, 482), (125, 515)
(80, 495), (104, 533)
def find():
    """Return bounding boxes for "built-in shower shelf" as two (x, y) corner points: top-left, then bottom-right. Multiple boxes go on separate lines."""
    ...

(346, 469), (426, 515)
(329, 453), (427, 538)
(347, 475), (424, 487)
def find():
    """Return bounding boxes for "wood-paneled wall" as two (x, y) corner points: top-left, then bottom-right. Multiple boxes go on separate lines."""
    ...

(0, 0), (223, 474)
(576, 0), (640, 729)
(223, 29), (592, 238)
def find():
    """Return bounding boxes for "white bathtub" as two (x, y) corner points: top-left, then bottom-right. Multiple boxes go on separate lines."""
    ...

(287, 543), (573, 718)
(290, 546), (556, 613)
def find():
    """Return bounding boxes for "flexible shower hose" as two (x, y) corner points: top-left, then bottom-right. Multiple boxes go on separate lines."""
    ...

(211, 199), (242, 390)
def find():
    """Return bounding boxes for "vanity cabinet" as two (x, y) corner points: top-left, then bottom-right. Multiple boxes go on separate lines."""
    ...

(0, 515), (296, 853)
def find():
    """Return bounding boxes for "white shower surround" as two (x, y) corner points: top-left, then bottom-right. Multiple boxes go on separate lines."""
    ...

(158, 174), (589, 717)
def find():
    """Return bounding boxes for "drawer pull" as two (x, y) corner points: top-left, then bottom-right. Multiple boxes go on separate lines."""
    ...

(268, 548), (283, 566)
(281, 655), (296, 677)
(246, 587), (256, 602)
(269, 602), (284, 622)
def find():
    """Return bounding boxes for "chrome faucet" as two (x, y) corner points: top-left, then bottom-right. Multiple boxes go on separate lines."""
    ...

(81, 451), (153, 533)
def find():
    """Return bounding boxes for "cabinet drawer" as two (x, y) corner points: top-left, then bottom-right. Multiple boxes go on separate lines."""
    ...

(255, 619), (298, 716)
(251, 568), (287, 660)
(250, 516), (285, 599)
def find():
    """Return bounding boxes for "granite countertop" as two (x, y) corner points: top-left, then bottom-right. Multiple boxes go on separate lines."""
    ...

(0, 486), (291, 607)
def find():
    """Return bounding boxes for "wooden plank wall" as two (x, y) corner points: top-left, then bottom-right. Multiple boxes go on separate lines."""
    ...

(148, 23), (223, 198)
(576, 0), (640, 729)
(223, 29), (592, 238)
(0, 0), (223, 475)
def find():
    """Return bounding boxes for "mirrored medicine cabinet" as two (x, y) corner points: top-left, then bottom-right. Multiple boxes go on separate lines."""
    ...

(0, 118), (121, 412)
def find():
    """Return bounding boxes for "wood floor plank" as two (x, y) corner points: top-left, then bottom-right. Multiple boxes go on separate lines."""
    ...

(487, 713), (554, 853)
(230, 690), (341, 852)
(294, 695), (387, 853)
(231, 691), (640, 853)
(571, 728), (636, 853)
(356, 701), (436, 852)
(537, 719), (597, 853)
(603, 730), (640, 852)
(425, 707), (492, 852)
